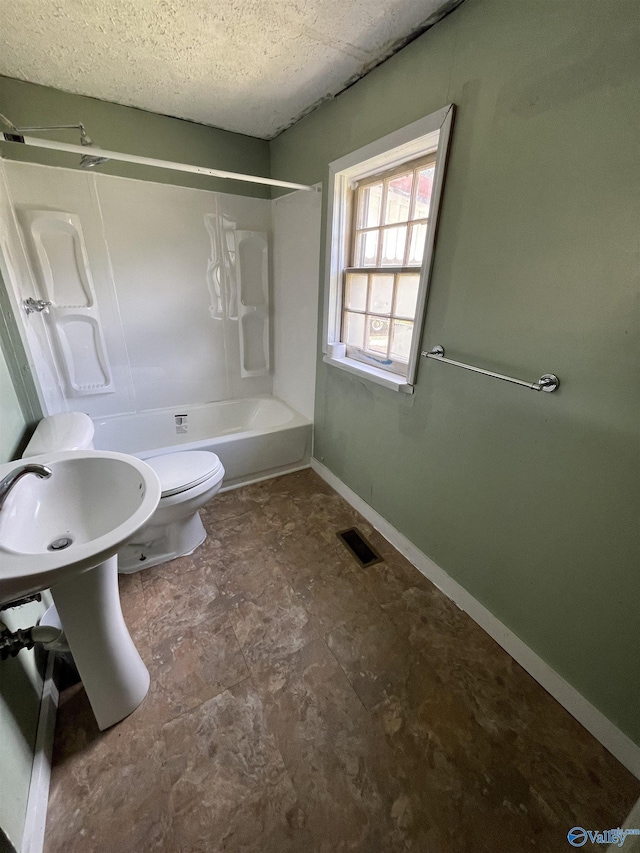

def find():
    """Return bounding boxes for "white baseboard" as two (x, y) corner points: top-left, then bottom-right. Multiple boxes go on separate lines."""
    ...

(310, 458), (640, 780)
(21, 653), (58, 853)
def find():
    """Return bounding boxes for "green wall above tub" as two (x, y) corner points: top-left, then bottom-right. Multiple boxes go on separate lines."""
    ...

(0, 76), (271, 198)
(270, 0), (640, 745)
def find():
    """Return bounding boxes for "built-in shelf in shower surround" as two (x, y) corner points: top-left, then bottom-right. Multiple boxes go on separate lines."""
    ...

(204, 212), (223, 320)
(236, 230), (269, 378)
(19, 209), (114, 395)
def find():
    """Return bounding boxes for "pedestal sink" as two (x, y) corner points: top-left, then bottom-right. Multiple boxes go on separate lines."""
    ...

(0, 450), (161, 729)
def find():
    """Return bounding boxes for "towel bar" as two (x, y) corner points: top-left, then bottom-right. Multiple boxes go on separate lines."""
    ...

(421, 345), (559, 392)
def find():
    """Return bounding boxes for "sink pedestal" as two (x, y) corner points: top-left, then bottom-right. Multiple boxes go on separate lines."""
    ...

(51, 555), (149, 730)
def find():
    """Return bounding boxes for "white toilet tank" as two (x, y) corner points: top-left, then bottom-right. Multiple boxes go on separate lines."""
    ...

(22, 412), (95, 458)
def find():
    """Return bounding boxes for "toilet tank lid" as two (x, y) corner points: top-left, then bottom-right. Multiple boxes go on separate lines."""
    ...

(145, 451), (224, 497)
(22, 412), (95, 458)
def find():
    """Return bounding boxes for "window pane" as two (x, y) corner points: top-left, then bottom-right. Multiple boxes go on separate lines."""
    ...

(369, 274), (394, 315)
(365, 316), (390, 355)
(380, 225), (407, 266)
(345, 273), (368, 311)
(413, 166), (434, 219)
(343, 312), (365, 348)
(390, 319), (414, 361)
(407, 222), (427, 265)
(354, 230), (379, 266)
(394, 274), (420, 319)
(357, 183), (383, 229)
(384, 173), (413, 224)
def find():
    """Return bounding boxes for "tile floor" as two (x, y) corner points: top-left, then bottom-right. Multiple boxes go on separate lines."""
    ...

(44, 470), (639, 852)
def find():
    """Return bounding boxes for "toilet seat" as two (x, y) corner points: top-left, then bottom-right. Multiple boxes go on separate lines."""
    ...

(145, 451), (224, 498)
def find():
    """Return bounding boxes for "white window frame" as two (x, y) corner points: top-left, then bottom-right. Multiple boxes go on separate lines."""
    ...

(322, 104), (454, 394)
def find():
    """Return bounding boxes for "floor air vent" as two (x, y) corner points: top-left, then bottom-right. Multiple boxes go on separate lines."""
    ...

(336, 527), (382, 568)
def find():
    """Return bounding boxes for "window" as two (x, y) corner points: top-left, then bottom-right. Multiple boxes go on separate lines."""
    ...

(323, 105), (454, 393)
(343, 156), (435, 375)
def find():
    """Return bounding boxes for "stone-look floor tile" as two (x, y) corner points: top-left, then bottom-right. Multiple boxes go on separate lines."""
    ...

(327, 589), (637, 850)
(373, 576), (633, 820)
(345, 575), (640, 843)
(351, 542), (436, 606)
(326, 609), (422, 711)
(207, 506), (275, 547)
(45, 686), (173, 853)
(359, 561), (541, 753)
(254, 638), (430, 853)
(377, 576), (473, 652)
(163, 680), (313, 853)
(263, 522), (355, 586)
(258, 488), (310, 531)
(276, 468), (335, 499)
(369, 663), (562, 852)
(148, 622), (249, 726)
(380, 583), (515, 706)
(212, 550), (288, 599)
(180, 531), (227, 575)
(227, 576), (318, 675)
(143, 564), (230, 646)
(507, 686), (640, 833)
(45, 469), (640, 853)
(290, 568), (383, 634)
(203, 486), (260, 521)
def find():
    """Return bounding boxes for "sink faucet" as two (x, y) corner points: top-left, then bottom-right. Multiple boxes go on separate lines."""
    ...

(0, 464), (52, 511)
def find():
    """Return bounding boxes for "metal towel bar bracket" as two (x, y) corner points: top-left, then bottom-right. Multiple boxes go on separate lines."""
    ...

(421, 345), (560, 392)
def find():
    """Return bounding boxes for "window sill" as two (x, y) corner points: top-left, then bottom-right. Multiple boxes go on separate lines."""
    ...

(322, 354), (414, 394)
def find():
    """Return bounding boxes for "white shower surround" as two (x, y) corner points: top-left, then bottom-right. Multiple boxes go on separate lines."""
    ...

(92, 396), (312, 489)
(0, 160), (322, 489)
(272, 189), (322, 420)
(0, 161), (275, 418)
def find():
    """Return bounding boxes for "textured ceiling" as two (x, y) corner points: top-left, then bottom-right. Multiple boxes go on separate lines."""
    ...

(0, 0), (460, 139)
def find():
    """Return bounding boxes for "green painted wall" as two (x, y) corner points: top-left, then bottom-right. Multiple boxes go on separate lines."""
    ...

(271, 0), (640, 744)
(0, 76), (271, 197)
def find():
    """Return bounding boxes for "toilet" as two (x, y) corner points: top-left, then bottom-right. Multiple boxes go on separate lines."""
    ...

(23, 412), (225, 573)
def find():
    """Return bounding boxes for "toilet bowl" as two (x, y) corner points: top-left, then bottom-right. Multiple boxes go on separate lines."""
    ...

(116, 450), (224, 572)
(23, 413), (225, 574)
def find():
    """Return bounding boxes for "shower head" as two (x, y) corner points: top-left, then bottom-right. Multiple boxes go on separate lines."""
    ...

(78, 124), (109, 167)
(79, 124), (93, 146)
(0, 115), (109, 169)
(79, 153), (110, 169)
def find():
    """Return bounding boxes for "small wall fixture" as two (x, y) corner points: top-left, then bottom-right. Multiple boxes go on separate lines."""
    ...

(422, 345), (560, 392)
(23, 297), (52, 315)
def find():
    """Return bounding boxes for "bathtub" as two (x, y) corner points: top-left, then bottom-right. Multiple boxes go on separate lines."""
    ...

(92, 395), (312, 488)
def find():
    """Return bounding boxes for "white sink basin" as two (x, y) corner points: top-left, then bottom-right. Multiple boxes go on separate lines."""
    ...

(0, 449), (161, 729)
(0, 449), (161, 604)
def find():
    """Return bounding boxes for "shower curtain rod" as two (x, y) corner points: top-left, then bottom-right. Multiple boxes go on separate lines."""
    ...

(0, 132), (317, 192)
